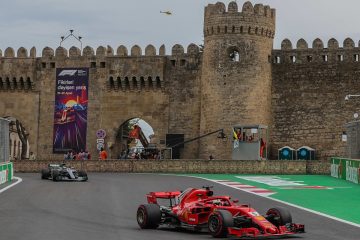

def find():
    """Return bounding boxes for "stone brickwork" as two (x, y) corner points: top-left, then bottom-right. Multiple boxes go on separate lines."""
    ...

(13, 160), (329, 175)
(271, 38), (360, 160)
(0, 1), (356, 161)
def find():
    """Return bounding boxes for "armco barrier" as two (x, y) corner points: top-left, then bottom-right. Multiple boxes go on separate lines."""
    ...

(12, 160), (329, 175)
(331, 157), (360, 184)
(0, 162), (13, 185)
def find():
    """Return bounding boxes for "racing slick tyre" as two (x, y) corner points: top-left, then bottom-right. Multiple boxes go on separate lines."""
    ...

(266, 207), (292, 227)
(137, 204), (161, 229)
(52, 170), (61, 182)
(78, 171), (88, 181)
(208, 210), (234, 238)
(41, 169), (50, 179)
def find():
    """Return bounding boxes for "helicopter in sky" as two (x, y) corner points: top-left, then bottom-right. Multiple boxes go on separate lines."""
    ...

(160, 11), (172, 15)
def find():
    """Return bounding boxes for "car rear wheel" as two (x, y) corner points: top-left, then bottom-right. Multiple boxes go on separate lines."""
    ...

(137, 204), (161, 229)
(41, 169), (50, 179)
(208, 210), (233, 238)
(266, 207), (292, 226)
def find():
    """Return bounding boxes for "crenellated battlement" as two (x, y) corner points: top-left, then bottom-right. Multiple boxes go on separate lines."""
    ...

(0, 43), (201, 59)
(204, 1), (276, 39)
(273, 38), (360, 64)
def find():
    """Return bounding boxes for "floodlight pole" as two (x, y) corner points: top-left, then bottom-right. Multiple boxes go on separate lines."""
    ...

(60, 29), (83, 51)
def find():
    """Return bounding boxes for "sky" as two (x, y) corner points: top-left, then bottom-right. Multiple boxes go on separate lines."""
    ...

(1, 0), (360, 54)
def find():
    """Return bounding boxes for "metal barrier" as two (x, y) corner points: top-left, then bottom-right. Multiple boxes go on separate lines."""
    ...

(330, 157), (360, 184)
(0, 118), (10, 163)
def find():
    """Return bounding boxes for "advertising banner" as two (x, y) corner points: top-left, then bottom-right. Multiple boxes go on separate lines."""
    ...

(0, 162), (13, 185)
(53, 68), (89, 153)
(331, 157), (360, 184)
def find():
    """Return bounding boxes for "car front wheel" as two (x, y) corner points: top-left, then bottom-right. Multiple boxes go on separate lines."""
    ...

(208, 210), (233, 238)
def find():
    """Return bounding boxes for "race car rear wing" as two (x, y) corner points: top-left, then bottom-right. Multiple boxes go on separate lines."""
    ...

(147, 191), (182, 204)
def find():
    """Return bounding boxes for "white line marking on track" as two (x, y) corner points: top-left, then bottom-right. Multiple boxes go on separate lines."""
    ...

(0, 177), (22, 194)
(179, 175), (360, 229)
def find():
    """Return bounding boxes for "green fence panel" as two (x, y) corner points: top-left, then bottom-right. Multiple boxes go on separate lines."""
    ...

(0, 162), (13, 185)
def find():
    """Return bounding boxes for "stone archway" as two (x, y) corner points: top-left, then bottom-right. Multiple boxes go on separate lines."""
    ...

(3, 116), (30, 160)
(114, 118), (155, 159)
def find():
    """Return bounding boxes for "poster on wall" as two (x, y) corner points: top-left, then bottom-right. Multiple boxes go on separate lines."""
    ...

(53, 68), (89, 153)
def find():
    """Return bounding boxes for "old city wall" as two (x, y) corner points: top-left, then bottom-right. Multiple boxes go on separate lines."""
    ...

(165, 44), (202, 158)
(271, 38), (360, 160)
(0, 44), (202, 160)
(0, 48), (39, 157)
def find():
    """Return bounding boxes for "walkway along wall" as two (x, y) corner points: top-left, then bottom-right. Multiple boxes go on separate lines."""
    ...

(13, 160), (329, 175)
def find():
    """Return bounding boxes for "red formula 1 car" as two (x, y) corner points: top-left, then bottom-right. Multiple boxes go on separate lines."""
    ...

(137, 186), (305, 238)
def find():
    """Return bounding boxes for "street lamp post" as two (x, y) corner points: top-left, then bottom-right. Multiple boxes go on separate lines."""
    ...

(60, 29), (83, 51)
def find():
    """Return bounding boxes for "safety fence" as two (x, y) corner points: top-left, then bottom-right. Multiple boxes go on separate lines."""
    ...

(330, 157), (360, 184)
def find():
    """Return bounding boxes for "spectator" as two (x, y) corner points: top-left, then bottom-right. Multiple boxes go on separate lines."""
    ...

(64, 151), (73, 160)
(236, 129), (242, 141)
(99, 147), (108, 160)
(85, 150), (91, 160)
(29, 152), (36, 160)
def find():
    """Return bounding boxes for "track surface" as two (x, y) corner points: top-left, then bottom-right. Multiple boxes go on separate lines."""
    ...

(0, 173), (358, 240)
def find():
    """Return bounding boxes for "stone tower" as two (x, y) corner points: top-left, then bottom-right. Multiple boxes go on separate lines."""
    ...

(199, 1), (276, 159)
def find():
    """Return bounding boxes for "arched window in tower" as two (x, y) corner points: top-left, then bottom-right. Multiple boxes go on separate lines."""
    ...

(117, 77), (122, 90)
(240, 26), (243, 34)
(225, 26), (227, 33)
(12, 78), (17, 90)
(148, 77), (154, 90)
(140, 77), (146, 90)
(232, 26), (235, 33)
(124, 77), (130, 91)
(0, 78), (3, 90)
(109, 77), (115, 90)
(26, 77), (32, 90)
(132, 77), (138, 90)
(19, 77), (25, 90)
(227, 47), (240, 62)
(6, 78), (11, 89)
(156, 76), (161, 89)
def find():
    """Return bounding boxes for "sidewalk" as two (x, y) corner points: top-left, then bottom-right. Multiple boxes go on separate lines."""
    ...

(188, 174), (360, 225)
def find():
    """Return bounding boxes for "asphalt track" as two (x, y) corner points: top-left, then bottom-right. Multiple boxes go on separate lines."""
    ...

(0, 173), (359, 240)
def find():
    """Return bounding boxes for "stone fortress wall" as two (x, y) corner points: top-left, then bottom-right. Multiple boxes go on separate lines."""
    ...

(0, 1), (357, 160)
(0, 44), (202, 160)
(271, 37), (360, 159)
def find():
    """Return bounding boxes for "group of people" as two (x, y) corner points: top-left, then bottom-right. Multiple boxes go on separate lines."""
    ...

(118, 148), (161, 160)
(235, 129), (255, 142)
(64, 150), (91, 160)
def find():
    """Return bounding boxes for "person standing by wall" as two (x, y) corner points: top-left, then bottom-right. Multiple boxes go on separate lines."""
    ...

(29, 152), (36, 160)
(99, 147), (108, 160)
